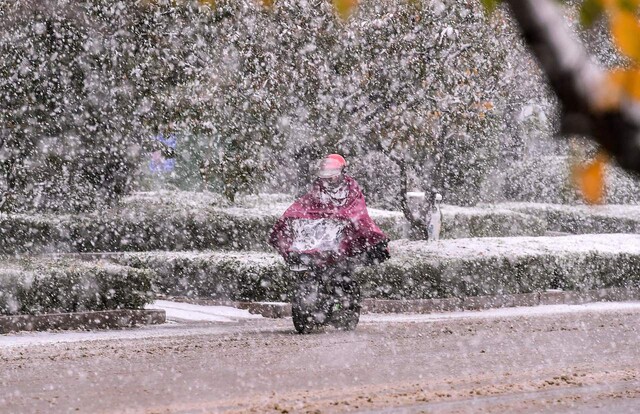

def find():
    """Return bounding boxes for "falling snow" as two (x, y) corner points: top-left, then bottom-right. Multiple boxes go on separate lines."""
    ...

(1, 0), (640, 412)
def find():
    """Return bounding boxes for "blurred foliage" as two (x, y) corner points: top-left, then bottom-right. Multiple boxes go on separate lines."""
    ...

(1, 0), (552, 211)
(482, 0), (640, 204)
(571, 0), (640, 203)
(333, 0), (359, 19)
(572, 150), (608, 204)
(192, 0), (543, 206)
(0, 0), (218, 212)
(0, 259), (153, 315)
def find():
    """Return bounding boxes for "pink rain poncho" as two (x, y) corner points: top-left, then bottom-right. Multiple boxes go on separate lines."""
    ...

(269, 175), (389, 260)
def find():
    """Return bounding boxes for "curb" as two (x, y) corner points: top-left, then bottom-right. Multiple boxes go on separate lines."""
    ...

(236, 302), (291, 318)
(160, 287), (640, 319)
(0, 309), (166, 334)
(367, 287), (640, 314)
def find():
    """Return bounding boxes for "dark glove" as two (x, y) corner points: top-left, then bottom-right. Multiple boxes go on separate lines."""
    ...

(365, 241), (390, 265)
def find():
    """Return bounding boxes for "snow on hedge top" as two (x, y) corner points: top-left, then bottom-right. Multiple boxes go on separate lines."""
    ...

(124, 250), (284, 266)
(435, 204), (539, 218)
(391, 234), (640, 259)
(122, 191), (539, 221)
(0, 257), (146, 277)
(123, 190), (229, 209)
(124, 234), (640, 264)
(500, 202), (640, 220)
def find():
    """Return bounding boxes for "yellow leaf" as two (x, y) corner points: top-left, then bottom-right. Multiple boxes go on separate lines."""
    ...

(593, 70), (623, 111)
(259, 0), (275, 7)
(482, 101), (494, 110)
(199, 0), (215, 8)
(610, 10), (640, 62)
(601, 0), (640, 9)
(572, 151), (608, 205)
(333, 0), (358, 20)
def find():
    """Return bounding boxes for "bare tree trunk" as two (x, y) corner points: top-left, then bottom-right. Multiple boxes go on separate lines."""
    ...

(397, 157), (429, 239)
(504, 0), (640, 176)
(431, 127), (450, 199)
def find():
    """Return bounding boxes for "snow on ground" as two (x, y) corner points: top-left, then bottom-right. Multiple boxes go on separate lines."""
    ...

(0, 323), (234, 348)
(2, 301), (640, 348)
(149, 300), (263, 322)
(0, 301), (263, 348)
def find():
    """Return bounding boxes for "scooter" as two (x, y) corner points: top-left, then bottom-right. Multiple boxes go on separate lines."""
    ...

(285, 219), (361, 334)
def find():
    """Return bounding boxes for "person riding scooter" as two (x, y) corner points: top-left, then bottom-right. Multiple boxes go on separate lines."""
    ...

(268, 154), (390, 333)
(269, 154), (390, 266)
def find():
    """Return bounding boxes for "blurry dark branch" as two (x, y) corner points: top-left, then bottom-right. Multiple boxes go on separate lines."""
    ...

(504, 0), (640, 176)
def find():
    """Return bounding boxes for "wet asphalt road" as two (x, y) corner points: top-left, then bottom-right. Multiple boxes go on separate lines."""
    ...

(1, 304), (640, 413)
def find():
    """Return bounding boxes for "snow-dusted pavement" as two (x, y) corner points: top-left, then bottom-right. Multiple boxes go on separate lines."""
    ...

(1, 301), (640, 413)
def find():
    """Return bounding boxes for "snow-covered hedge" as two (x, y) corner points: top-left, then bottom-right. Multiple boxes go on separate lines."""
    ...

(0, 192), (546, 254)
(500, 203), (640, 234)
(116, 234), (640, 301)
(120, 251), (290, 302)
(0, 214), (63, 254)
(0, 196), (275, 254)
(374, 205), (546, 240)
(0, 259), (154, 315)
(360, 235), (640, 299)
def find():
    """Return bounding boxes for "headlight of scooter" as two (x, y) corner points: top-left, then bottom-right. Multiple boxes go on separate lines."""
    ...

(290, 253), (312, 272)
(299, 254), (312, 265)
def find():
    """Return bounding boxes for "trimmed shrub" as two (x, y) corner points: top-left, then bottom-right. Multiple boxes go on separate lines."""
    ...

(0, 258), (154, 315)
(115, 234), (640, 301)
(0, 192), (547, 254)
(369, 205), (545, 240)
(120, 251), (290, 302)
(0, 214), (66, 254)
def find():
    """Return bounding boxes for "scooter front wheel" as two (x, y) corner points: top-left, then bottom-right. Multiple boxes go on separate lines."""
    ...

(331, 279), (361, 331)
(292, 280), (321, 334)
(292, 303), (314, 334)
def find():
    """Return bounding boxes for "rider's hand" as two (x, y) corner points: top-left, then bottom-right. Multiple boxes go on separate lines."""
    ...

(366, 241), (390, 265)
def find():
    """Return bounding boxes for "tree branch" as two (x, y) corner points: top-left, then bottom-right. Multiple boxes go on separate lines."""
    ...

(504, 0), (640, 176)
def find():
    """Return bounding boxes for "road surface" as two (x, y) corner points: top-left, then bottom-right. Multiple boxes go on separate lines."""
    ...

(1, 302), (640, 413)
